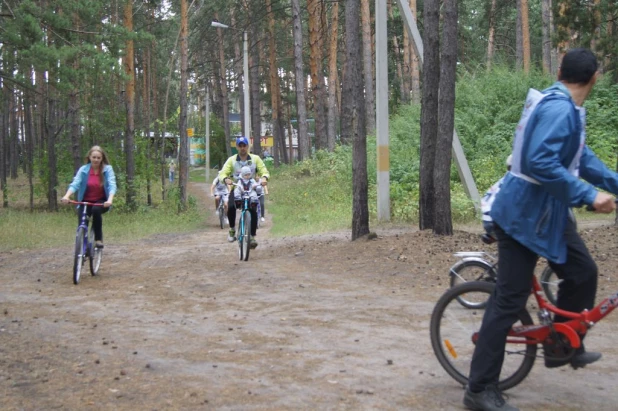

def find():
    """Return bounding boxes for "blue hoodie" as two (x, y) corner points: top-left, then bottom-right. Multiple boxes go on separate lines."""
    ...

(68, 163), (117, 203)
(491, 82), (618, 263)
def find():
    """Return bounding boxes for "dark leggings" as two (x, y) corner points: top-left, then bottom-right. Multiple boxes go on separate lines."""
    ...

(227, 196), (258, 236)
(78, 201), (109, 241)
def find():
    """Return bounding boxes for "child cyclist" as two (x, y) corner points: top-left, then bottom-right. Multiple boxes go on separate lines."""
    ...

(210, 175), (230, 224)
(233, 166), (260, 247)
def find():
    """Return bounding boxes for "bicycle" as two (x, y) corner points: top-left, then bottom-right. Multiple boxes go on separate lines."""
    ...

(449, 233), (559, 308)
(215, 193), (228, 229)
(231, 181), (256, 261)
(68, 200), (104, 284)
(430, 275), (618, 390)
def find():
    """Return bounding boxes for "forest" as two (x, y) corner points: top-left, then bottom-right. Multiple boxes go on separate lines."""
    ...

(1, 0), (618, 232)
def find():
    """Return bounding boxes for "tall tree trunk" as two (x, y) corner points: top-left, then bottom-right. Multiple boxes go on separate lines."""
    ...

(124, 0), (137, 209)
(144, 42), (152, 206)
(292, 0), (310, 160)
(250, 29), (262, 155)
(24, 89), (35, 211)
(342, 0), (369, 240)
(419, 0), (440, 230)
(308, 0), (327, 150)
(266, 0), (288, 164)
(46, 95), (58, 212)
(326, 0), (339, 151)
(9, 90), (18, 179)
(231, 10), (245, 138)
(434, 0), (458, 235)
(409, 0), (421, 104)
(361, 0), (375, 134)
(487, 0), (497, 71)
(516, 0), (523, 69)
(178, 0), (189, 208)
(521, 0), (531, 73)
(0, 76), (7, 208)
(215, 12), (232, 156)
(69, 86), (81, 172)
(541, 0), (552, 74)
(387, 1), (405, 104)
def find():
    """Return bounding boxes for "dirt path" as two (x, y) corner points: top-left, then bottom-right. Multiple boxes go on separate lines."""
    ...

(1, 183), (617, 410)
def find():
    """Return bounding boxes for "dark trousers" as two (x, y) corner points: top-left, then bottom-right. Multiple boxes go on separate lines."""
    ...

(78, 202), (109, 242)
(227, 195), (258, 236)
(468, 220), (597, 392)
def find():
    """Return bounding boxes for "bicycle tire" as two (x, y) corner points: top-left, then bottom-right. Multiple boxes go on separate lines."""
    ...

(88, 229), (102, 275)
(449, 260), (497, 309)
(242, 211), (251, 261)
(540, 266), (559, 306)
(430, 281), (537, 391)
(73, 228), (86, 285)
(219, 203), (225, 229)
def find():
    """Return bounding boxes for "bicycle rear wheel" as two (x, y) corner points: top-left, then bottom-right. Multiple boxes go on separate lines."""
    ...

(73, 228), (86, 284)
(430, 281), (537, 391)
(449, 260), (497, 309)
(88, 229), (102, 275)
(540, 266), (559, 305)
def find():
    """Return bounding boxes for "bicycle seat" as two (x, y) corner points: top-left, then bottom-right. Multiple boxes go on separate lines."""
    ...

(481, 233), (497, 245)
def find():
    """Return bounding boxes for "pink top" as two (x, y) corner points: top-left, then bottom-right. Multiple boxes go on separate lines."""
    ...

(83, 168), (105, 202)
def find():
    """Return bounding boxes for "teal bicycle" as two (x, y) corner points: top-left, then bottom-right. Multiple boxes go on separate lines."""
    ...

(232, 181), (255, 261)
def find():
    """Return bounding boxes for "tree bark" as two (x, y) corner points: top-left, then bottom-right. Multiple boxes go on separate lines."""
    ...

(124, 0), (137, 209)
(521, 0), (531, 73)
(541, 0), (552, 74)
(308, 0), (327, 150)
(178, 0), (189, 208)
(434, 0), (458, 235)
(360, 0), (375, 134)
(215, 12), (232, 156)
(487, 0), (497, 71)
(342, 0), (369, 240)
(292, 0), (310, 160)
(326, 0), (339, 151)
(387, 0), (405, 105)
(250, 28), (262, 156)
(409, 0), (420, 104)
(419, 0), (440, 230)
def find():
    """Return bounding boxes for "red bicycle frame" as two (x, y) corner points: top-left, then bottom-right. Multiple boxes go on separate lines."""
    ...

(503, 276), (618, 349)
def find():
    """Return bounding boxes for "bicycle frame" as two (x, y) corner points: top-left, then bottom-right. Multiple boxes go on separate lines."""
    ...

(487, 276), (618, 349)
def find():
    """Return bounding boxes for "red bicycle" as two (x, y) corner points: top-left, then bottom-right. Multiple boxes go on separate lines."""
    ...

(430, 275), (618, 390)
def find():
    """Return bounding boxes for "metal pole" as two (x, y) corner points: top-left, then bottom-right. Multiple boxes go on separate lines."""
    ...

(376, 0), (390, 222)
(205, 86), (210, 183)
(243, 30), (251, 139)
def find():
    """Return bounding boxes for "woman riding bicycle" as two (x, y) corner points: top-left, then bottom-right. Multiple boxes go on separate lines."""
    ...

(61, 145), (117, 249)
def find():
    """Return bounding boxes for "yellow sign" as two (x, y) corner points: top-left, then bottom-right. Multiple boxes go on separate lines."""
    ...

(231, 137), (274, 148)
(187, 128), (194, 137)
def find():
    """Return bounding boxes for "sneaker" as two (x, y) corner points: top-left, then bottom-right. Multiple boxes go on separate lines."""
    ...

(228, 229), (236, 242)
(545, 349), (602, 369)
(216, 210), (220, 216)
(249, 239), (258, 249)
(463, 385), (518, 411)
(260, 217), (265, 222)
(95, 241), (104, 249)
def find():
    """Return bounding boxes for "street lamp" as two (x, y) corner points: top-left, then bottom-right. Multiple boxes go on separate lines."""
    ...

(211, 21), (250, 141)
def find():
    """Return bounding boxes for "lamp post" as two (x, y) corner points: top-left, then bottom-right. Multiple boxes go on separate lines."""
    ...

(211, 21), (250, 140)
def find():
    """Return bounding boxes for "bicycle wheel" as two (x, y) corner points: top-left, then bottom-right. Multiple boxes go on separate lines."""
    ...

(430, 281), (537, 391)
(238, 213), (245, 261)
(241, 211), (251, 261)
(449, 260), (497, 309)
(73, 228), (86, 285)
(219, 204), (225, 229)
(88, 229), (103, 276)
(540, 266), (559, 305)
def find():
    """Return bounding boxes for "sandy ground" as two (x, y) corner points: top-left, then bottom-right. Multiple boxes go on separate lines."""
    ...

(1, 182), (618, 410)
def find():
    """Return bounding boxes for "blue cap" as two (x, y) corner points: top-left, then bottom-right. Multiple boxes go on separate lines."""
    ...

(236, 136), (249, 146)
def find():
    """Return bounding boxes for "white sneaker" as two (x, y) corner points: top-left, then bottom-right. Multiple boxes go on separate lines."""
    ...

(260, 217), (265, 222)
(215, 210), (219, 216)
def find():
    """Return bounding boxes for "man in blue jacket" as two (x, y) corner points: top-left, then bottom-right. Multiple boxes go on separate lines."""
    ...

(464, 49), (618, 411)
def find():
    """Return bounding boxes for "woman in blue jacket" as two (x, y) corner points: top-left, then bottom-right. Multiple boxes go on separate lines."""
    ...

(61, 146), (117, 248)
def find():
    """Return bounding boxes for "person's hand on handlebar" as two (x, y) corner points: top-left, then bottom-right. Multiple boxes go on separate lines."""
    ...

(260, 177), (268, 186)
(591, 192), (616, 213)
(224, 177), (232, 185)
(61, 197), (71, 204)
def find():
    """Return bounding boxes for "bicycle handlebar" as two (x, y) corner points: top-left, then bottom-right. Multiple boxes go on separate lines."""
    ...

(67, 200), (105, 207)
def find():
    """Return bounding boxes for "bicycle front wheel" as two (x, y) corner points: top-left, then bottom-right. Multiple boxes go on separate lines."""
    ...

(449, 260), (496, 309)
(540, 266), (559, 305)
(430, 281), (537, 391)
(219, 204), (225, 229)
(241, 211), (251, 261)
(73, 228), (86, 285)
